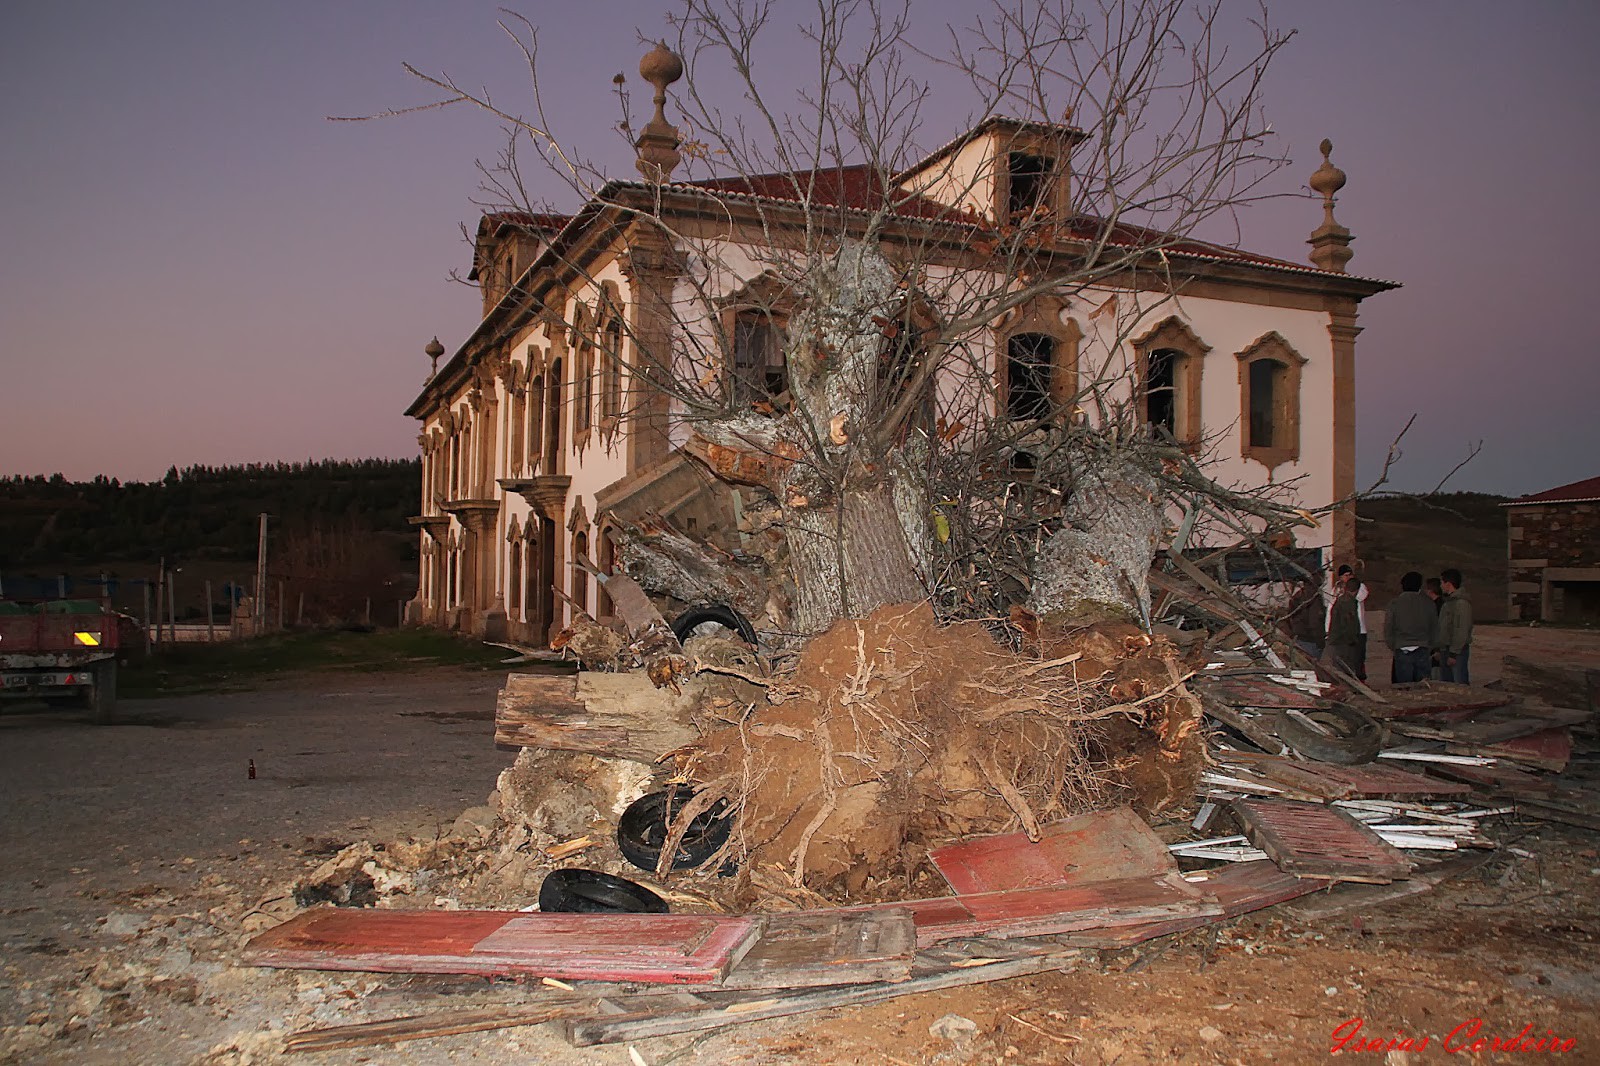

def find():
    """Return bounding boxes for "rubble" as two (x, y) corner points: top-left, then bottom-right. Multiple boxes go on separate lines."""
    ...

(230, 550), (1598, 1057)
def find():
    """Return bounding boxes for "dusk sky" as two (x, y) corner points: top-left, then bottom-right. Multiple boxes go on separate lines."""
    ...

(3, 1), (1597, 497)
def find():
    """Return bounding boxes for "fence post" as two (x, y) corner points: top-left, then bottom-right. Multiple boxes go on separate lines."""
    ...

(205, 580), (215, 642)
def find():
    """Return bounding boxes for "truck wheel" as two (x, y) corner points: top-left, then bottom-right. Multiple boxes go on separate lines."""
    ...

(90, 661), (118, 725)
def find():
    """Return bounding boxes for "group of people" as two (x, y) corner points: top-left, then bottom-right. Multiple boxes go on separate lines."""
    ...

(1287, 564), (1473, 684)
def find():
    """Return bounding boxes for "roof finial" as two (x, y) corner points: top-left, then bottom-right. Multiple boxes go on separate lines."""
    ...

(1307, 138), (1353, 273)
(635, 42), (685, 183)
(425, 336), (445, 380)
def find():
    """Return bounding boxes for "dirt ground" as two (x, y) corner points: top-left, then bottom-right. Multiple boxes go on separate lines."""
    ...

(2, 627), (1596, 1065)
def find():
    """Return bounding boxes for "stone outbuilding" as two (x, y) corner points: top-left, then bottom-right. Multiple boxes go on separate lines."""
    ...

(1505, 476), (1600, 622)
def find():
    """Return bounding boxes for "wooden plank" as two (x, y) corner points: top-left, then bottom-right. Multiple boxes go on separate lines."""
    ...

(1194, 674), (1322, 709)
(1231, 798), (1412, 884)
(1280, 852), (1494, 922)
(1424, 760), (1555, 796)
(719, 909), (916, 990)
(245, 910), (759, 984)
(1058, 860), (1328, 948)
(283, 1004), (584, 1054)
(831, 873), (1220, 946)
(494, 671), (700, 762)
(1369, 683), (1514, 719)
(1222, 753), (1473, 800)
(929, 807), (1176, 895)
(561, 946), (1084, 1046)
(1453, 727), (1572, 773)
(1390, 705), (1588, 746)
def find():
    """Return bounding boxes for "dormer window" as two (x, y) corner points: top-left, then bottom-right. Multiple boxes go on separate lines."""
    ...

(1007, 152), (1055, 218)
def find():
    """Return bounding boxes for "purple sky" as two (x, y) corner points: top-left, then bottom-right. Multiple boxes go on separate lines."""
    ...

(3, 1), (1597, 496)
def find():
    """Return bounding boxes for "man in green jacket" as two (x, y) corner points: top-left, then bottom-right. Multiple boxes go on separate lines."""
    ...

(1436, 568), (1473, 684)
(1385, 571), (1438, 684)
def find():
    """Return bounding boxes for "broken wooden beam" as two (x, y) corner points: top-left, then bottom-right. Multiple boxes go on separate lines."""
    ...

(494, 671), (701, 762)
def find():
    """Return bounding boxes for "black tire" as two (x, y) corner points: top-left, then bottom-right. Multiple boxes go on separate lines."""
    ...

(537, 868), (668, 914)
(670, 604), (758, 647)
(1264, 703), (1382, 765)
(617, 789), (734, 873)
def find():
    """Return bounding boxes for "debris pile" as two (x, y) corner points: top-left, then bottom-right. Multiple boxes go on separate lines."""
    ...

(239, 563), (1597, 1055)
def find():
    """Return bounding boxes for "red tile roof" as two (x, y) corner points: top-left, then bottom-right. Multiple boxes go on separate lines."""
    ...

(1504, 475), (1600, 506)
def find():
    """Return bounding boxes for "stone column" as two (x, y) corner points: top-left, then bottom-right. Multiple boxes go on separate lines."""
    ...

(1328, 306), (1361, 562)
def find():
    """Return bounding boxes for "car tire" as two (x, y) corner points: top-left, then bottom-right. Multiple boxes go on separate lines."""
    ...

(617, 788), (734, 873)
(670, 604), (758, 647)
(537, 868), (669, 914)
(1265, 703), (1382, 765)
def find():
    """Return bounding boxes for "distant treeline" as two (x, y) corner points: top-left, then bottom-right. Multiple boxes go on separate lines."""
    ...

(1, 458), (422, 568)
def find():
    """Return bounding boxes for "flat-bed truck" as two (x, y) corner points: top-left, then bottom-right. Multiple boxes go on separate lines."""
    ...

(0, 599), (119, 722)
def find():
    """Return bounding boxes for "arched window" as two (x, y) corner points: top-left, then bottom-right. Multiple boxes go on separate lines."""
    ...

(600, 286), (625, 426)
(597, 527), (618, 618)
(507, 530), (523, 616)
(1132, 317), (1210, 447)
(571, 530), (590, 616)
(544, 359), (563, 471)
(1006, 333), (1055, 422)
(572, 307), (594, 440)
(1236, 332), (1306, 469)
(732, 310), (786, 403)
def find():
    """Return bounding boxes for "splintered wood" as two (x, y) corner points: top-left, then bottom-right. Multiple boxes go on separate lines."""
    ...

(1231, 798), (1413, 884)
(494, 672), (700, 762)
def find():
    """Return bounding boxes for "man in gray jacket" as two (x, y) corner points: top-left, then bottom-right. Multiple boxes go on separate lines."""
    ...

(1436, 568), (1473, 684)
(1385, 571), (1438, 684)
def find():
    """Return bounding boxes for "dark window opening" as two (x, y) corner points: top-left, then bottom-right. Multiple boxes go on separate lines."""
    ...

(1248, 358), (1283, 449)
(733, 310), (787, 403)
(1146, 348), (1179, 434)
(1007, 152), (1053, 216)
(572, 530), (589, 616)
(1006, 332), (1054, 422)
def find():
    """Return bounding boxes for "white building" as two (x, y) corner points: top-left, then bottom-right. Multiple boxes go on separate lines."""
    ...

(405, 48), (1394, 642)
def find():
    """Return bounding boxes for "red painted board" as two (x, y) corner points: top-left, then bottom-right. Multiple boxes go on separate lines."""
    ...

(930, 807), (1174, 895)
(837, 873), (1221, 947)
(244, 910), (758, 984)
(1461, 727), (1572, 773)
(1060, 861), (1328, 947)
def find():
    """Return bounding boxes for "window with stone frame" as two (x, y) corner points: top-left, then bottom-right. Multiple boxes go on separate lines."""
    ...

(507, 521), (523, 615)
(1236, 331), (1306, 469)
(1132, 317), (1209, 448)
(601, 305), (625, 425)
(573, 306), (595, 439)
(732, 309), (787, 404)
(1006, 332), (1055, 422)
(571, 529), (589, 616)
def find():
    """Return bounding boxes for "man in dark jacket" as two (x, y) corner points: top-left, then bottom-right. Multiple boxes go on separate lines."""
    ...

(1325, 575), (1362, 675)
(1385, 571), (1438, 684)
(1437, 569), (1473, 684)
(1286, 575), (1326, 660)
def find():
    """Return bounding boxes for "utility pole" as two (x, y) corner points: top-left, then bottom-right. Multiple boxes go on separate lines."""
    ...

(254, 513), (269, 636)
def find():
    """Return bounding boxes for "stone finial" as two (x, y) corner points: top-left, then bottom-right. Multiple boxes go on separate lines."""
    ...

(425, 336), (445, 379)
(1307, 138), (1353, 273)
(635, 42), (685, 183)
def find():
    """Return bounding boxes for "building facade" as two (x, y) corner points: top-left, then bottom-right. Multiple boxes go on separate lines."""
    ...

(1505, 476), (1600, 622)
(404, 49), (1394, 642)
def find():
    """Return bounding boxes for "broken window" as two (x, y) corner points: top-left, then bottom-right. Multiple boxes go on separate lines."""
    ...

(1006, 332), (1055, 422)
(732, 310), (787, 404)
(1007, 152), (1054, 217)
(1145, 347), (1180, 436)
(572, 529), (589, 616)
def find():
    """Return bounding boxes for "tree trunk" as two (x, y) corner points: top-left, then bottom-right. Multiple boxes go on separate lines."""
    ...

(784, 483), (925, 635)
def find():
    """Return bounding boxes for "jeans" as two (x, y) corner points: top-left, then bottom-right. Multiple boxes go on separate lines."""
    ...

(1393, 646), (1431, 684)
(1440, 645), (1471, 685)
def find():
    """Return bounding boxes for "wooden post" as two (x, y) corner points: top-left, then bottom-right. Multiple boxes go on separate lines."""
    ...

(205, 580), (215, 642)
(255, 513), (269, 636)
(142, 580), (153, 655)
(153, 558), (164, 650)
(168, 572), (177, 642)
(278, 580), (286, 630)
(364, 598), (371, 626)
(397, 599), (405, 628)
(297, 591), (305, 626)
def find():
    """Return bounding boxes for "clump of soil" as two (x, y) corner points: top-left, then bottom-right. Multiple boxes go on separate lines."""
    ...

(678, 602), (1204, 904)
